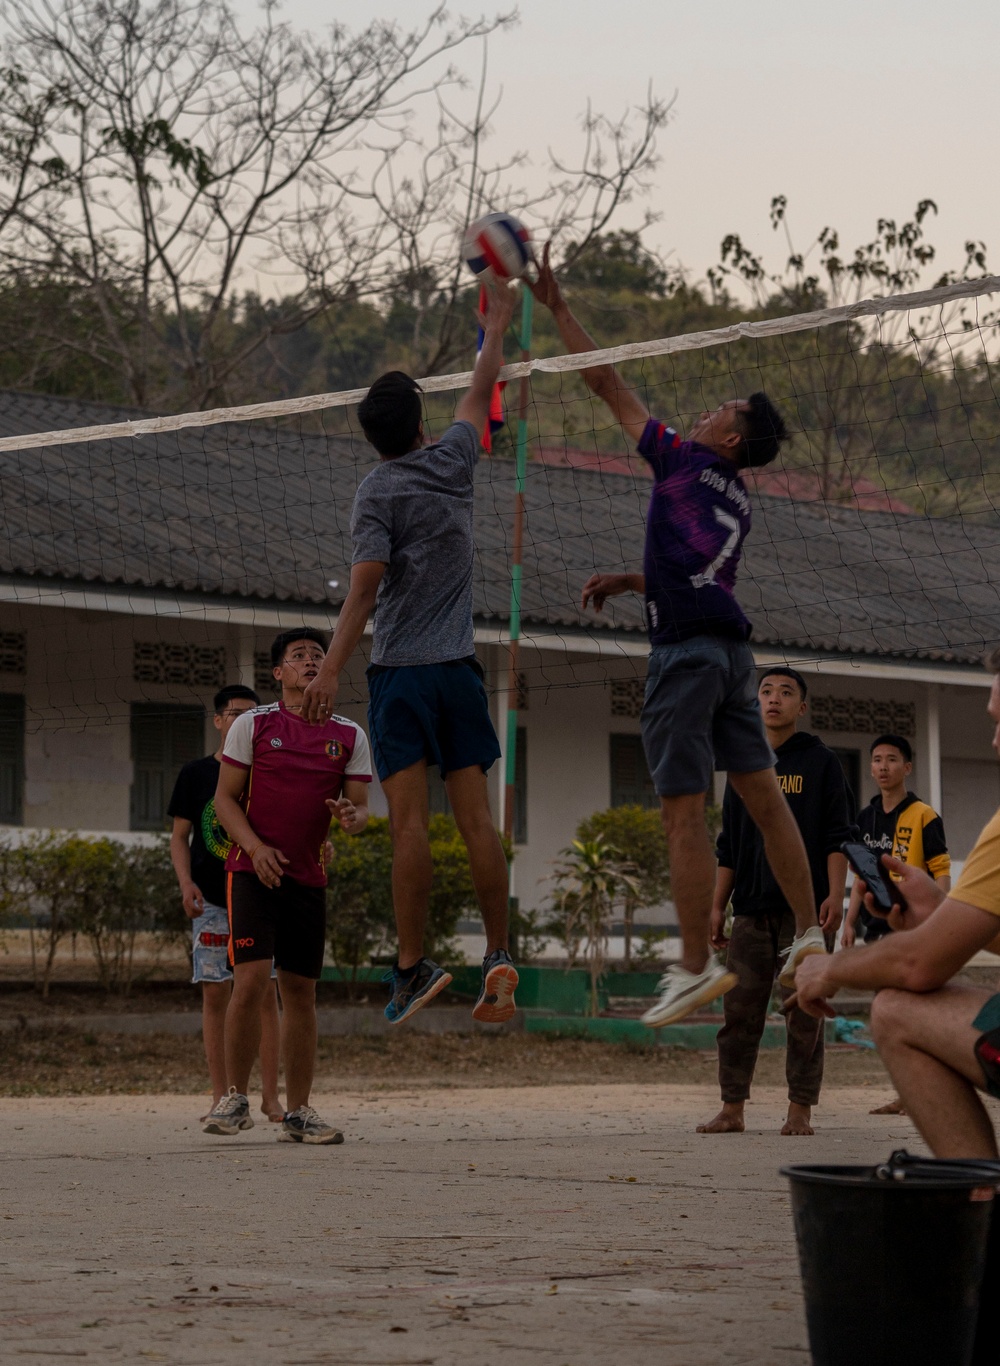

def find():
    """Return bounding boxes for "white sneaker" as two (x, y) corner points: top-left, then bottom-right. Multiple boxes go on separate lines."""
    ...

(202, 1087), (254, 1136)
(641, 961), (738, 1029)
(778, 925), (828, 988)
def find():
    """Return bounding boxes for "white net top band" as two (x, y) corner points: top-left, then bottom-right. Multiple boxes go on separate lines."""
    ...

(1, 272), (998, 454)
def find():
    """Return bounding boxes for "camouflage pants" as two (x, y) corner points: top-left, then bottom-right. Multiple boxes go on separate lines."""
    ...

(717, 908), (826, 1107)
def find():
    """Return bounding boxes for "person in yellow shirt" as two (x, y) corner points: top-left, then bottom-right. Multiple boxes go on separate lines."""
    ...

(788, 648), (1000, 1160)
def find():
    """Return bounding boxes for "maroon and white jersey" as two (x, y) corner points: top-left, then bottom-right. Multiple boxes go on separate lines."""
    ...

(222, 701), (372, 887)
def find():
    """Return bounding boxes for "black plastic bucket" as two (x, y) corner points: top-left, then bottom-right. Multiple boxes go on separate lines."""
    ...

(783, 1151), (999, 1366)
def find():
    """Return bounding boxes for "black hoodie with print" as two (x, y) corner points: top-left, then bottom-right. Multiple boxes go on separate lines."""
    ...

(716, 731), (857, 916)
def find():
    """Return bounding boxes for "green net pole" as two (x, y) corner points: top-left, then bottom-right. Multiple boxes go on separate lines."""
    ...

(503, 284), (533, 850)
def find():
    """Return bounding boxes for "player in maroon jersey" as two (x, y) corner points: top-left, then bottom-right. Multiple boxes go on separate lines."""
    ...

(204, 628), (372, 1144)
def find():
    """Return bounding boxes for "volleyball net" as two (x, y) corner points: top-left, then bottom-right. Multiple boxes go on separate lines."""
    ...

(1, 271), (1000, 830)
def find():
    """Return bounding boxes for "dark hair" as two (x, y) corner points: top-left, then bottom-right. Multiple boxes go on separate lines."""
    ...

(358, 370), (423, 457)
(213, 683), (260, 714)
(759, 666), (808, 700)
(870, 733), (913, 763)
(270, 628), (329, 667)
(736, 391), (789, 468)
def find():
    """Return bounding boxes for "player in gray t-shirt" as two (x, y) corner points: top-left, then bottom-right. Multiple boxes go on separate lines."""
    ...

(303, 277), (519, 1029)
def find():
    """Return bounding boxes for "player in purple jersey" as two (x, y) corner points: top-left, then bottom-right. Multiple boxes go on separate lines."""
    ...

(531, 245), (825, 1027)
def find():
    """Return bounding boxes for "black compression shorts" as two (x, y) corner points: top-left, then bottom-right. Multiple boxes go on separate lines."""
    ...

(227, 871), (327, 980)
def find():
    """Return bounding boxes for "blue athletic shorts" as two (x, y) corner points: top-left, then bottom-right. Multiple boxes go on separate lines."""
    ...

(640, 635), (775, 798)
(367, 657), (501, 782)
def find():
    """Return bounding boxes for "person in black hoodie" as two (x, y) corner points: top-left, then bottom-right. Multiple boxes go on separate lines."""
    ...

(697, 667), (855, 1136)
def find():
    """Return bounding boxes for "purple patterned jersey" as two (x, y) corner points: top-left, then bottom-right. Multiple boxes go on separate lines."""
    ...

(638, 419), (753, 646)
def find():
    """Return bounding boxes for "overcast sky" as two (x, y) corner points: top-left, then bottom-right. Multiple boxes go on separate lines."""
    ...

(230, 0), (999, 287)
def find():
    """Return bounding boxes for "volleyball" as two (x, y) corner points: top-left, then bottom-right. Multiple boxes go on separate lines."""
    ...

(461, 211), (533, 280)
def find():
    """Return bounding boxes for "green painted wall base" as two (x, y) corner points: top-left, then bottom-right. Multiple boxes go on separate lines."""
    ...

(521, 1011), (790, 1049)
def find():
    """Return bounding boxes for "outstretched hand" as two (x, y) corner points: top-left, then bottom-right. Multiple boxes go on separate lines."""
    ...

(326, 796), (364, 834)
(581, 572), (634, 612)
(477, 272), (518, 335)
(529, 241), (564, 312)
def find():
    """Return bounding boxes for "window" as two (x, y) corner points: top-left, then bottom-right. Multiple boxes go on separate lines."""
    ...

(830, 746), (861, 813)
(610, 733), (657, 809)
(130, 703), (205, 831)
(0, 694), (25, 824)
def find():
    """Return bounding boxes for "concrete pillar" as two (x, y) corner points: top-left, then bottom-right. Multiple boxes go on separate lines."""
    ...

(923, 682), (943, 814)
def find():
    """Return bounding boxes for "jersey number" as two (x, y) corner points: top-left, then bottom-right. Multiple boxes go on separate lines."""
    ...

(690, 508), (741, 589)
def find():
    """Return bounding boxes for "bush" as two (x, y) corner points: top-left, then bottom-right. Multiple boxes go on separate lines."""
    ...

(577, 802), (722, 968)
(576, 806), (669, 969)
(0, 832), (179, 996)
(325, 818), (395, 989)
(326, 813), (512, 984)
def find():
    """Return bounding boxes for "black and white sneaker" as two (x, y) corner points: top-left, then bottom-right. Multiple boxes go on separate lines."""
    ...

(279, 1105), (344, 1145)
(202, 1087), (254, 1136)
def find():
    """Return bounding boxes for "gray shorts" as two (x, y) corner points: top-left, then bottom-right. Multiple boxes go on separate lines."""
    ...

(641, 636), (775, 798)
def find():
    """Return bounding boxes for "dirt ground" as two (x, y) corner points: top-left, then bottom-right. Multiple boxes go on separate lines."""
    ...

(0, 1079), (947, 1366)
(0, 1025), (891, 1098)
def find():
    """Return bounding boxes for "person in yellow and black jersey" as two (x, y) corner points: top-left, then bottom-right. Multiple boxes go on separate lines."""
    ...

(842, 732), (951, 1116)
(843, 734), (951, 948)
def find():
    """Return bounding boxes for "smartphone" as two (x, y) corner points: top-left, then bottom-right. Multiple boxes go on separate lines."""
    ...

(841, 841), (905, 915)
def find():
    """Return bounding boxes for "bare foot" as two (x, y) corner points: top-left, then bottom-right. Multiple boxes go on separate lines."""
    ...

(870, 1098), (906, 1116)
(697, 1103), (745, 1134)
(781, 1103), (815, 1136)
(262, 1098), (285, 1123)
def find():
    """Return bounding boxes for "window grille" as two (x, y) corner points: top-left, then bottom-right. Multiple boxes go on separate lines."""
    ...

(133, 642), (226, 689)
(610, 678), (644, 719)
(0, 631), (26, 675)
(810, 695), (916, 739)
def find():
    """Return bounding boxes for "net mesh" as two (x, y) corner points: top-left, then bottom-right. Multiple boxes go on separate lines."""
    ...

(1, 273), (999, 835)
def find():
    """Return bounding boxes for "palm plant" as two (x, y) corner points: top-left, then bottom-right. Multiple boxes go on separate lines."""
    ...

(547, 835), (641, 1015)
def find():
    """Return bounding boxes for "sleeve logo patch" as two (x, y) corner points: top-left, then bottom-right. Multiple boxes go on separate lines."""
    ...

(270, 737), (282, 748)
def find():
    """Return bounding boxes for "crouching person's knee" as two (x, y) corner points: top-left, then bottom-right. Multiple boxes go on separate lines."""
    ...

(870, 987), (913, 1049)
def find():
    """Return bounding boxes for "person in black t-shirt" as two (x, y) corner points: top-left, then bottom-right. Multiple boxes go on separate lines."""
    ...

(168, 683), (283, 1121)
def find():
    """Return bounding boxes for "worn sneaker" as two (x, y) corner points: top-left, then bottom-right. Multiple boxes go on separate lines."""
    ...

(202, 1087), (254, 1136)
(383, 958), (453, 1025)
(641, 961), (738, 1029)
(778, 925), (828, 988)
(471, 948), (519, 1024)
(278, 1105), (344, 1145)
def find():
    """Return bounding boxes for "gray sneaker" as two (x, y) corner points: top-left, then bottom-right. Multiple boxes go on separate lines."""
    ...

(278, 1105), (344, 1145)
(202, 1087), (254, 1136)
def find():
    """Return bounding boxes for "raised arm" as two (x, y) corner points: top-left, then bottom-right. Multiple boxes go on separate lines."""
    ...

(301, 560), (386, 723)
(531, 242), (650, 443)
(455, 275), (517, 435)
